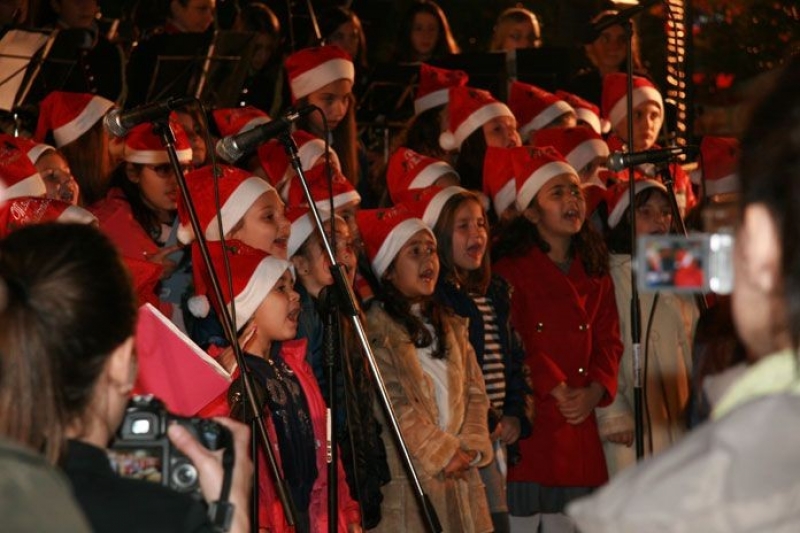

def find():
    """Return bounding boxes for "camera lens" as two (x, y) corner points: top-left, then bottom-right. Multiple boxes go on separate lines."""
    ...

(171, 460), (198, 492)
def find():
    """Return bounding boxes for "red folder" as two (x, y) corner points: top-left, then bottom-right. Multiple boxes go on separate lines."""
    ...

(134, 303), (231, 416)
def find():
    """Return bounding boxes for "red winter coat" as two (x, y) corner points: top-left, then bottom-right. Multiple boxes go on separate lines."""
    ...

(494, 247), (622, 487)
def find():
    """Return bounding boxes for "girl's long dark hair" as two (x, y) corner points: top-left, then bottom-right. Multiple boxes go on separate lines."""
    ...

(493, 211), (609, 277)
(111, 163), (166, 242)
(392, 0), (460, 63)
(434, 192), (491, 294)
(454, 128), (487, 192)
(379, 277), (449, 359)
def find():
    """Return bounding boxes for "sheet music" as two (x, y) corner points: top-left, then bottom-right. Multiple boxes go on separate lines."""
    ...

(0, 29), (49, 111)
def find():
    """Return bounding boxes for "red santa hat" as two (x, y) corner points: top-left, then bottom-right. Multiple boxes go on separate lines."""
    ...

(195, 240), (293, 324)
(508, 81), (575, 139)
(0, 196), (96, 238)
(178, 164), (276, 244)
(439, 86), (514, 152)
(483, 146), (517, 217)
(414, 63), (469, 115)
(533, 127), (609, 175)
(3, 135), (56, 164)
(122, 119), (193, 164)
(357, 204), (434, 280)
(285, 164), (360, 211)
(285, 204), (336, 258)
(605, 178), (667, 228)
(0, 138), (46, 201)
(513, 146), (577, 211)
(212, 106), (271, 138)
(691, 136), (740, 197)
(285, 45), (355, 102)
(602, 73), (663, 131)
(399, 185), (467, 228)
(257, 130), (340, 197)
(386, 147), (458, 203)
(34, 91), (114, 147)
(555, 90), (607, 134)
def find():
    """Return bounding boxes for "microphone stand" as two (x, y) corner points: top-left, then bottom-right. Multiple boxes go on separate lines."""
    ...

(150, 118), (297, 530)
(318, 286), (340, 533)
(277, 130), (443, 533)
(620, 19), (645, 462)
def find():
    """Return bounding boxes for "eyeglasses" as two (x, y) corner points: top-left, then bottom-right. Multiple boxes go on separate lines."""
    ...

(146, 163), (193, 178)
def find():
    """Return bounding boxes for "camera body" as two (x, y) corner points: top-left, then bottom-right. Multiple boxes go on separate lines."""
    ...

(636, 233), (734, 294)
(108, 395), (231, 496)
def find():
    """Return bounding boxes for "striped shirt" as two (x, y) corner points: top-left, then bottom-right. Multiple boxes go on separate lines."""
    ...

(471, 293), (506, 411)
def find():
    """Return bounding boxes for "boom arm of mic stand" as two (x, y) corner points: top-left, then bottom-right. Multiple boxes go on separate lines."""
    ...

(151, 119), (298, 528)
(279, 131), (443, 533)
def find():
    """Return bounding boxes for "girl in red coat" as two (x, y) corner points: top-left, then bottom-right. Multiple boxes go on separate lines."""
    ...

(492, 147), (622, 529)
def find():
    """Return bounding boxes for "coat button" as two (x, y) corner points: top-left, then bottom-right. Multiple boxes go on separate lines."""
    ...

(536, 322), (544, 332)
(578, 323), (590, 331)
(578, 367), (586, 375)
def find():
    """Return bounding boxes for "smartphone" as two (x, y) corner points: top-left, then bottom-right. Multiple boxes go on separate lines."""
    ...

(636, 233), (734, 294)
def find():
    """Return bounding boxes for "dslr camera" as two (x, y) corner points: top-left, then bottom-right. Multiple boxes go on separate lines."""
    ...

(109, 395), (231, 496)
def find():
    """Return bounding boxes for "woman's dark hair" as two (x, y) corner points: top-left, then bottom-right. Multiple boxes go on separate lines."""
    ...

(454, 128), (488, 192)
(493, 206), (609, 277)
(434, 192), (491, 294)
(606, 186), (670, 254)
(56, 120), (113, 206)
(296, 94), (360, 187)
(394, 108), (448, 160)
(392, 0), (460, 63)
(0, 223), (136, 463)
(738, 55), (800, 348)
(318, 6), (368, 69)
(111, 163), (166, 242)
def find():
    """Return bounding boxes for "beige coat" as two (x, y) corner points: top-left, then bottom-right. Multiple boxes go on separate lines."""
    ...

(366, 304), (493, 533)
(597, 254), (699, 476)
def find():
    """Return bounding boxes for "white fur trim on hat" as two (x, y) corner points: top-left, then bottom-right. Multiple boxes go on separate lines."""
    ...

(291, 58), (355, 100)
(313, 190), (361, 212)
(492, 179), (516, 217)
(702, 172), (739, 197)
(566, 139), (610, 175)
(124, 148), (193, 165)
(574, 108), (602, 135)
(410, 160), (457, 190)
(206, 177), (275, 241)
(607, 179), (667, 228)
(227, 256), (293, 325)
(516, 161), (576, 212)
(4, 173), (46, 201)
(54, 96), (114, 147)
(26, 143), (55, 164)
(414, 88), (449, 115)
(372, 218), (433, 280)
(439, 102), (514, 152)
(187, 295), (211, 318)
(422, 186), (466, 228)
(608, 86), (663, 132)
(58, 204), (97, 225)
(288, 209), (332, 258)
(520, 101), (575, 137)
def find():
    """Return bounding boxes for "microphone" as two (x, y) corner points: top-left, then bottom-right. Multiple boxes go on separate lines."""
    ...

(593, 0), (661, 34)
(215, 106), (317, 163)
(103, 96), (195, 137)
(607, 145), (698, 172)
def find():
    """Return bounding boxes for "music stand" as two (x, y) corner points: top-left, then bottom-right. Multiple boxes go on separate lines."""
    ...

(357, 62), (419, 124)
(0, 28), (52, 111)
(514, 46), (576, 92)
(195, 30), (258, 108)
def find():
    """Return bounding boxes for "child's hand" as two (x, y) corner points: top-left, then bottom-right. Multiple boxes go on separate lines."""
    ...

(443, 449), (475, 479)
(498, 415), (521, 445)
(557, 382), (605, 425)
(144, 245), (183, 279)
(606, 430), (634, 447)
